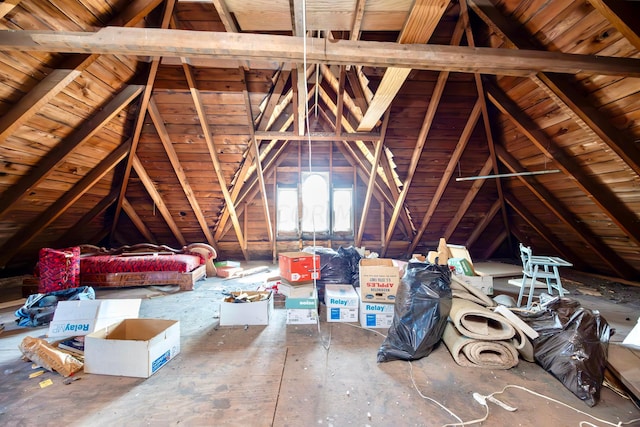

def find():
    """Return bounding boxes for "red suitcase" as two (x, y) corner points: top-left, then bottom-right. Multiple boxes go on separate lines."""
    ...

(38, 246), (81, 293)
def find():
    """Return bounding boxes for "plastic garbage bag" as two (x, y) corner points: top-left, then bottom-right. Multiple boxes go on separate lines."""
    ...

(524, 297), (612, 407)
(15, 286), (95, 327)
(377, 262), (452, 362)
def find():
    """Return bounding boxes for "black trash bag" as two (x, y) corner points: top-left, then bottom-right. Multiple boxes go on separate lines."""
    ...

(377, 262), (452, 362)
(15, 286), (95, 328)
(337, 246), (362, 285)
(302, 246), (359, 303)
(526, 298), (612, 407)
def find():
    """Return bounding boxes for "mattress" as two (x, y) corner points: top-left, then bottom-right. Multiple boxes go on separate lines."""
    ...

(80, 253), (203, 275)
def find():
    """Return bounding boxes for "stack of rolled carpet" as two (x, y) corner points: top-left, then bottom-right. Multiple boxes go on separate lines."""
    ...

(442, 276), (534, 370)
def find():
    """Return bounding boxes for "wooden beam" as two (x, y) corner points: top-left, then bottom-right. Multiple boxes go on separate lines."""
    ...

(296, 64), (307, 136)
(356, 111), (389, 246)
(131, 154), (186, 246)
(5, 28), (640, 77)
(111, 0), (176, 237)
(381, 61), (450, 256)
(407, 98), (482, 255)
(257, 69), (290, 131)
(505, 193), (582, 266)
(182, 62), (248, 259)
(122, 197), (156, 243)
(0, 0), (163, 145)
(487, 82), (640, 248)
(0, 84), (142, 220)
(320, 64), (363, 123)
(588, 0), (640, 51)
(147, 97), (218, 248)
(357, 0), (450, 131)
(242, 68), (274, 243)
(443, 156), (493, 240)
(496, 144), (638, 279)
(350, 0), (366, 41)
(254, 131), (381, 141)
(0, 141), (131, 268)
(0, 0), (22, 19)
(211, 0), (239, 32)
(468, 0), (640, 177)
(335, 65), (346, 136)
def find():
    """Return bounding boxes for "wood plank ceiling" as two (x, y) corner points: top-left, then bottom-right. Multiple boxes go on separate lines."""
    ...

(0, 0), (639, 282)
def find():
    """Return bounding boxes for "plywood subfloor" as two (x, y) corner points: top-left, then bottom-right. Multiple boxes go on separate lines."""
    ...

(1, 271), (639, 426)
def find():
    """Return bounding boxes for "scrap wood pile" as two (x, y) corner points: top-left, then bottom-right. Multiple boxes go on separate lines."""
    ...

(376, 259), (612, 407)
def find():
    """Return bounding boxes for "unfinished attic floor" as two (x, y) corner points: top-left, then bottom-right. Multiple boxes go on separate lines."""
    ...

(1, 264), (639, 427)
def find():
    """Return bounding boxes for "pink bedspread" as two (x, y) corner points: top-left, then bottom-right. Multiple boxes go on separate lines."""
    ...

(80, 253), (203, 274)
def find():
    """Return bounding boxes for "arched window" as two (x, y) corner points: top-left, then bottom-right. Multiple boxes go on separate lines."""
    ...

(301, 173), (329, 234)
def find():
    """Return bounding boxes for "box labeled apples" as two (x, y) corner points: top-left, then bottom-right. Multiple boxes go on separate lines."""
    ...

(359, 258), (400, 303)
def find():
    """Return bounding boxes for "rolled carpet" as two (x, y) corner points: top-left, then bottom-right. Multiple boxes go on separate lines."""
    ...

(443, 321), (519, 369)
(449, 298), (516, 341)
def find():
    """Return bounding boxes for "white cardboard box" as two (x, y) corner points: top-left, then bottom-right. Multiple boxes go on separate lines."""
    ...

(220, 291), (273, 326)
(325, 285), (359, 322)
(286, 308), (318, 325)
(48, 299), (141, 338)
(84, 318), (180, 378)
(359, 258), (401, 303)
(279, 281), (315, 298)
(359, 300), (394, 329)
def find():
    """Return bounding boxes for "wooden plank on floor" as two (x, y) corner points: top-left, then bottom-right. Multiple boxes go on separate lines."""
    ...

(608, 344), (640, 400)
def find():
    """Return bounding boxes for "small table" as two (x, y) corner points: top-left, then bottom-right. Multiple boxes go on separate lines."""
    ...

(528, 255), (573, 295)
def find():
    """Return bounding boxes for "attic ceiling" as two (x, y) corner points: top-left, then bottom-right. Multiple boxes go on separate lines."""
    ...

(0, 0), (639, 282)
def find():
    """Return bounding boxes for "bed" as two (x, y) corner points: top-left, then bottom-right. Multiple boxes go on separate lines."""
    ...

(78, 243), (217, 291)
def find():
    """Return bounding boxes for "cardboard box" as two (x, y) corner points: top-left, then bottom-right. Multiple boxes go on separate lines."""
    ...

(325, 284), (359, 322)
(359, 258), (400, 303)
(220, 291), (273, 325)
(286, 308), (318, 325)
(278, 252), (320, 282)
(325, 284), (359, 308)
(278, 280), (315, 298)
(48, 299), (141, 338)
(285, 288), (318, 309)
(84, 318), (180, 378)
(359, 300), (394, 329)
(453, 273), (493, 295)
(216, 266), (243, 278)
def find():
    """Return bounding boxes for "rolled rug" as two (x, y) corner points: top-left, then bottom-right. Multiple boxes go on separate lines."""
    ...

(449, 298), (515, 341)
(443, 321), (519, 369)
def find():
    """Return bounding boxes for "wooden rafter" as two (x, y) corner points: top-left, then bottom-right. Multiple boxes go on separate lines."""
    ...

(122, 197), (156, 243)
(0, 141), (131, 268)
(458, 0), (511, 254)
(588, 0), (640, 51)
(487, 83), (640, 248)
(496, 145), (637, 279)
(467, 0), (640, 177)
(0, 0), (163, 145)
(466, 198), (500, 248)
(319, 64), (363, 126)
(356, 110), (389, 246)
(147, 97), (218, 249)
(0, 0), (22, 19)
(211, 0), (238, 32)
(350, 0), (367, 41)
(407, 98), (482, 255)
(257, 69), (290, 131)
(131, 154), (186, 246)
(357, 0), (449, 131)
(380, 58), (450, 256)
(0, 84), (142, 220)
(5, 28), (640, 77)
(335, 66), (346, 136)
(112, 0), (177, 237)
(241, 68), (274, 243)
(316, 85), (413, 235)
(505, 194), (581, 265)
(182, 62), (248, 259)
(442, 156), (492, 240)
